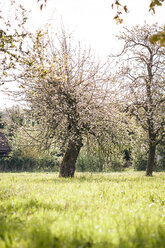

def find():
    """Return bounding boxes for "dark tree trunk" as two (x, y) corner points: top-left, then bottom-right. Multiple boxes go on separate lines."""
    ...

(146, 142), (156, 176)
(59, 137), (83, 178)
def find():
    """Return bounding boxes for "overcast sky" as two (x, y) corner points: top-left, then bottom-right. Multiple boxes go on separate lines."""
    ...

(25, 0), (165, 56)
(0, 0), (165, 108)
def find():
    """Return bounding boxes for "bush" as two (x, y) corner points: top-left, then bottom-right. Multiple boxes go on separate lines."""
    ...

(76, 150), (104, 172)
(132, 143), (165, 172)
(0, 150), (60, 172)
(156, 157), (165, 171)
(76, 149), (125, 172)
(155, 144), (165, 171)
(38, 155), (60, 171)
(133, 152), (147, 171)
(108, 156), (125, 171)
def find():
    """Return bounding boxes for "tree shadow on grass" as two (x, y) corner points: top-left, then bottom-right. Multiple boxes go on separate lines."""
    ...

(31, 173), (160, 185)
(0, 171), (164, 186)
(1, 198), (71, 215)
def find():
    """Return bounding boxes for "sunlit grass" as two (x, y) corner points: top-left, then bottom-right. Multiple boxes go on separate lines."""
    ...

(0, 172), (165, 247)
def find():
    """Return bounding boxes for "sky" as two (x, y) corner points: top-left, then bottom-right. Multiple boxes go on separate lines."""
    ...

(0, 0), (165, 108)
(25, 0), (165, 56)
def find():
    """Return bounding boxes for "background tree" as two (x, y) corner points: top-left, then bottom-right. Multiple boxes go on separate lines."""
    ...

(4, 106), (24, 138)
(17, 29), (116, 177)
(113, 23), (165, 176)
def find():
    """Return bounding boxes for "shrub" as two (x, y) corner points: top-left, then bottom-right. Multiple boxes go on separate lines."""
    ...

(76, 148), (125, 172)
(108, 156), (125, 171)
(132, 143), (165, 172)
(155, 144), (165, 171)
(133, 151), (147, 171)
(76, 150), (104, 172)
(0, 150), (60, 172)
(38, 155), (60, 171)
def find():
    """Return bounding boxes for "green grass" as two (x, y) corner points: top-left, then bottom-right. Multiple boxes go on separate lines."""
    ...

(0, 172), (165, 248)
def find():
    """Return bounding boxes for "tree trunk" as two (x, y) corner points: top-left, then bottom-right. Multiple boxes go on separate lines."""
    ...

(146, 143), (156, 176)
(59, 137), (83, 178)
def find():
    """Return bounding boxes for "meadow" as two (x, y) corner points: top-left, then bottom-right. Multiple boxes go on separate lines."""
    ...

(0, 172), (164, 248)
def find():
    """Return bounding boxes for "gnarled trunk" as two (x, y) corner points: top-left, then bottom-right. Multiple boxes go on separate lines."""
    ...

(146, 143), (156, 176)
(59, 137), (83, 178)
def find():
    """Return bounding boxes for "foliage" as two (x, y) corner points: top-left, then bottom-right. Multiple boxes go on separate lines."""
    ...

(76, 142), (125, 172)
(156, 142), (165, 170)
(127, 119), (165, 172)
(37, 0), (47, 10)
(0, 111), (6, 129)
(111, 0), (128, 24)
(133, 151), (147, 171)
(76, 149), (105, 172)
(0, 107), (60, 171)
(3, 106), (24, 138)
(149, 0), (165, 12)
(0, 151), (59, 172)
(0, 172), (165, 247)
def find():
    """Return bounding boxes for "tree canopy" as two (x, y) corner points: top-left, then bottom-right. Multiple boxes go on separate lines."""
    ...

(15, 28), (119, 177)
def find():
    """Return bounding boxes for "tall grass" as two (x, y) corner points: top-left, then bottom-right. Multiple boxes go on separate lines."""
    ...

(0, 172), (164, 247)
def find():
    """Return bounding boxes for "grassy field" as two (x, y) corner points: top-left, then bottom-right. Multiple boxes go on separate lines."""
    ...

(0, 172), (165, 248)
